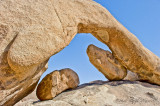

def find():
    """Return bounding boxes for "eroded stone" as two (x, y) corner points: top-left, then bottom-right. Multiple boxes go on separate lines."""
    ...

(87, 44), (127, 80)
(36, 68), (79, 101)
(124, 71), (141, 81)
(0, 0), (160, 105)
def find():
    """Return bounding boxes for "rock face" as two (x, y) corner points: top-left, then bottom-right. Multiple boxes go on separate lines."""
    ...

(15, 88), (38, 106)
(16, 81), (160, 106)
(87, 44), (141, 81)
(0, 59), (48, 106)
(36, 68), (79, 101)
(0, 0), (160, 105)
(124, 71), (141, 81)
(87, 44), (127, 80)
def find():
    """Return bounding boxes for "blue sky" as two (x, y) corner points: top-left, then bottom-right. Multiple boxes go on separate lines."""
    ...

(40, 0), (160, 84)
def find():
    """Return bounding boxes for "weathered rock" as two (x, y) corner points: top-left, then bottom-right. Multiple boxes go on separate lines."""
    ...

(87, 44), (127, 80)
(124, 71), (141, 81)
(87, 44), (141, 81)
(16, 81), (160, 106)
(36, 68), (79, 101)
(0, 60), (48, 106)
(15, 88), (38, 106)
(0, 0), (160, 105)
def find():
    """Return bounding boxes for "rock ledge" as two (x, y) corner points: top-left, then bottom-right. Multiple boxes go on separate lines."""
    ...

(16, 80), (160, 106)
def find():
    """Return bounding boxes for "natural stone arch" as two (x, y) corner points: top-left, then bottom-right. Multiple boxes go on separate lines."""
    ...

(7, 0), (160, 85)
(0, 0), (160, 105)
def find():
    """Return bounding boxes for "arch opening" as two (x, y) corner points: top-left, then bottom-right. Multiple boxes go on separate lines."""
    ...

(40, 33), (110, 84)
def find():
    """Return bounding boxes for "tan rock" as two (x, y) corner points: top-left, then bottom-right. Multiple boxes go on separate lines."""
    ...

(87, 44), (141, 81)
(0, 59), (48, 106)
(18, 81), (160, 106)
(87, 44), (127, 80)
(0, 0), (160, 105)
(15, 88), (38, 106)
(36, 68), (79, 101)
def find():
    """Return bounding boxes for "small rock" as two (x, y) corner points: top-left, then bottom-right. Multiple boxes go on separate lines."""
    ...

(36, 68), (79, 101)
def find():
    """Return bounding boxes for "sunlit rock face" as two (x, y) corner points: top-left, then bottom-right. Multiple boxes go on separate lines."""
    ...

(16, 81), (160, 106)
(0, 0), (160, 105)
(87, 44), (127, 81)
(87, 44), (142, 81)
(36, 68), (79, 101)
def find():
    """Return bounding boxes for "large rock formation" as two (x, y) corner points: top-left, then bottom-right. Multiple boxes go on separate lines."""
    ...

(15, 81), (160, 106)
(87, 44), (127, 80)
(36, 68), (79, 101)
(0, 0), (160, 105)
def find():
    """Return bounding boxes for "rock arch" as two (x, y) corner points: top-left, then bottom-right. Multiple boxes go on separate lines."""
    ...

(0, 0), (160, 105)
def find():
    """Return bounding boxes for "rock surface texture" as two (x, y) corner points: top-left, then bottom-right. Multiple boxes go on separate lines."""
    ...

(87, 44), (141, 81)
(87, 44), (127, 80)
(0, 0), (160, 105)
(36, 68), (79, 101)
(16, 81), (160, 106)
(124, 71), (141, 81)
(15, 88), (38, 106)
